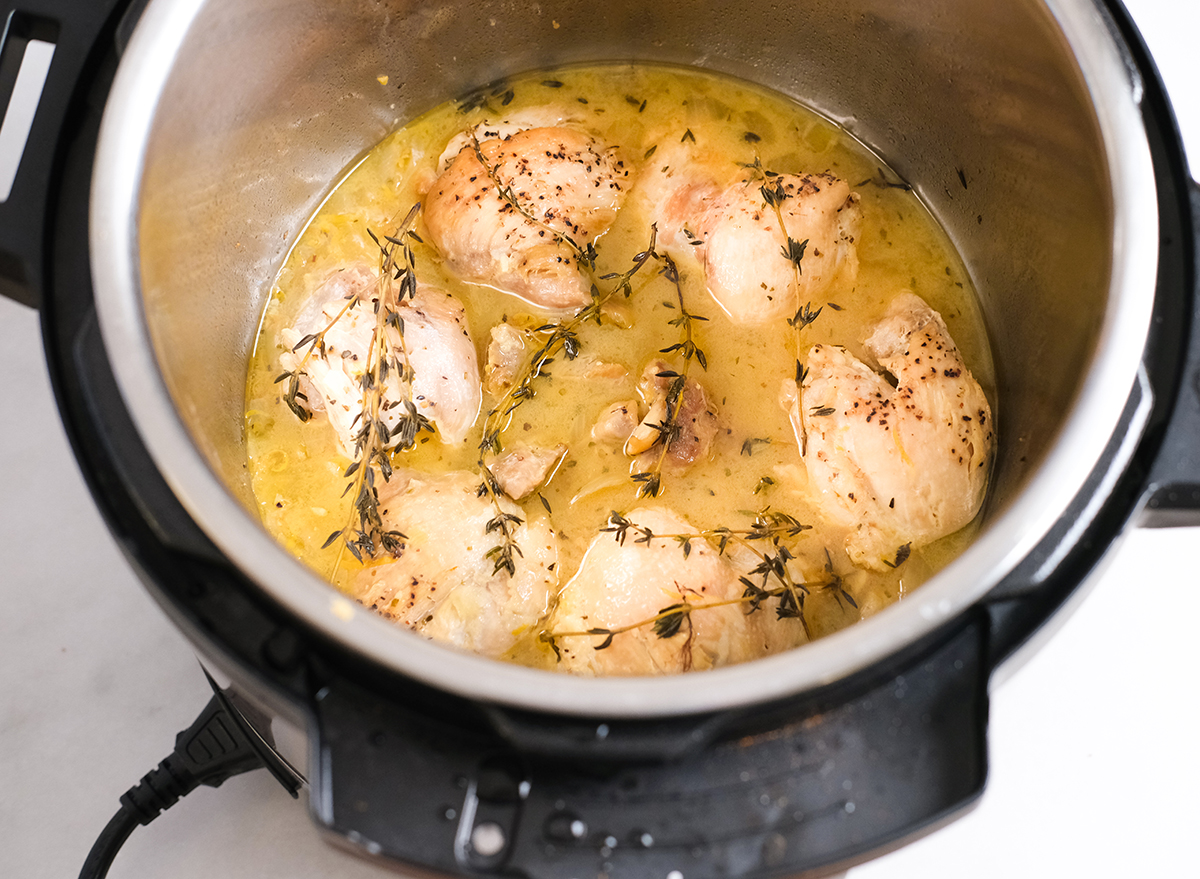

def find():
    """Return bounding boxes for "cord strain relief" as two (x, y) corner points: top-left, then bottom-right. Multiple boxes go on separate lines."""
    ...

(118, 754), (195, 825)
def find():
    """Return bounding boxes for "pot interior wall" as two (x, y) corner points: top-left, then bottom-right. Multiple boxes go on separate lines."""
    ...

(134, 0), (1110, 565)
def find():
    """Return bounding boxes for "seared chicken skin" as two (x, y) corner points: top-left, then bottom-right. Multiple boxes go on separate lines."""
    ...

(795, 292), (993, 569)
(279, 266), (482, 455)
(423, 125), (629, 313)
(642, 148), (861, 323)
(547, 506), (786, 675)
(353, 471), (559, 659)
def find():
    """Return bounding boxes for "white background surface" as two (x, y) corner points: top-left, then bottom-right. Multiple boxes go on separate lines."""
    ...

(2, 1), (1198, 877)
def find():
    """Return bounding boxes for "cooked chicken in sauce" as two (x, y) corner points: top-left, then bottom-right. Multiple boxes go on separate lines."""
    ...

(279, 267), (481, 453)
(549, 507), (788, 675)
(645, 148), (861, 324)
(423, 125), (629, 313)
(354, 470), (558, 659)
(247, 64), (995, 676)
(795, 292), (993, 569)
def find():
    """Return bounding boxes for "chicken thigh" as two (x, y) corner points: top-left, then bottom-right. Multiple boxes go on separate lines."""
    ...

(796, 292), (993, 569)
(353, 470), (559, 659)
(423, 125), (629, 313)
(547, 506), (777, 675)
(642, 149), (861, 323)
(279, 266), (482, 455)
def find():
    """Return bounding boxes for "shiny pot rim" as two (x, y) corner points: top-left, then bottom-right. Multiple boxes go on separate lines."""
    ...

(91, 0), (1159, 717)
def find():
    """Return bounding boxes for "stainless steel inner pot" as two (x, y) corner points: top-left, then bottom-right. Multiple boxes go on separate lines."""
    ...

(90, 0), (1159, 716)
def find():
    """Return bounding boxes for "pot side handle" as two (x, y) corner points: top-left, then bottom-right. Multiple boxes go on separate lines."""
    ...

(1141, 179), (1200, 527)
(0, 0), (137, 310)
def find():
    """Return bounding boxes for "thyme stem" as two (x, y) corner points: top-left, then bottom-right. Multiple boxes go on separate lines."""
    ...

(469, 130), (597, 271)
(285, 202), (429, 580)
(542, 509), (837, 656)
(630, 253), (709, 499)
(475, 227), (665, 571)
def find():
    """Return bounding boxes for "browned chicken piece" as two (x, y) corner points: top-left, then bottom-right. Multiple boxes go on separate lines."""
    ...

(797, 292), (994, 569)
(640, 146), (861, 324)
(624, 359), (719, 472)
(490, 444), (567, 500)
(423, 125), (629, 313)
(483, 321), (527, 397)
(547, 507), (775, 675)
(591, 399), (640, 445)
(353, 470), (558, 659)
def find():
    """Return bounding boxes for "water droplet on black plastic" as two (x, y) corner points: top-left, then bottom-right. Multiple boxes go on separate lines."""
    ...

(630, 829), (654, 848)
(544, 811), (588, 842)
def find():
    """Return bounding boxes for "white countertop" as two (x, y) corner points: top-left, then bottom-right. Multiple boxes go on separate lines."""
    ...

(2, 1), (1198, 877)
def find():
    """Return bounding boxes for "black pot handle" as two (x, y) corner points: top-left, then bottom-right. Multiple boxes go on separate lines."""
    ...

(0, 0), (137, 309)
(1141, 179), (1200, 526)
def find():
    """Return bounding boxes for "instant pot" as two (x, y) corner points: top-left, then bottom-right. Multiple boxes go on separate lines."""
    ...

(2, 0), (1197, 876)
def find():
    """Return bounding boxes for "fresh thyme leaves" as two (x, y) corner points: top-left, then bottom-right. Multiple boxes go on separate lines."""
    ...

(659, 259), (709, 370)
(630, 253), (710, 498)
(476, 465), (524, 576)
(478, 320), (581, 457)
(540, 603), (692, 656)
(789, 301), (823, 330)
(279, 203), (428, 574)
(335, 206), (433, 569)
(469, 130), (597, 271)
(652, 603), (689, 638)
(781, 236), (809, 271)
(753, 476), (776, 494)
(478, 230), (661, 459)
(884, 542), (912, 569)
(856, 166), (912, 191)
(274, 293), (360, 423)
(543, 509), (826, 654)
(458, 79), (515, 114)
(740, 437), (772, 456)
(742, 157), (822, 350)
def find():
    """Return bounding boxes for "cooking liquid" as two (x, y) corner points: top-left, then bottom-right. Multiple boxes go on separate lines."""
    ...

(245, 63), (995, 667)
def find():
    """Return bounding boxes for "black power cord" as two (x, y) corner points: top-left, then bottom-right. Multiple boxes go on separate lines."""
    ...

(79, 669), (305, 879)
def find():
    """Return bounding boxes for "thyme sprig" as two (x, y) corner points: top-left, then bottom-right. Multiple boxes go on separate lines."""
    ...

(280, 203), (431, 574)
(478, 228), (661, 458)
(476, 464), (524, 577)
(630, 255), (710, 498)
(541, 509), (834, 657)
(744, 159), (817, 337)
(607, 507), (812, 632)
(275, 294), (359, 423)
(475, 228), (665, 572)
(469, 130), (597, 271)
(741, 156), (828, 426)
